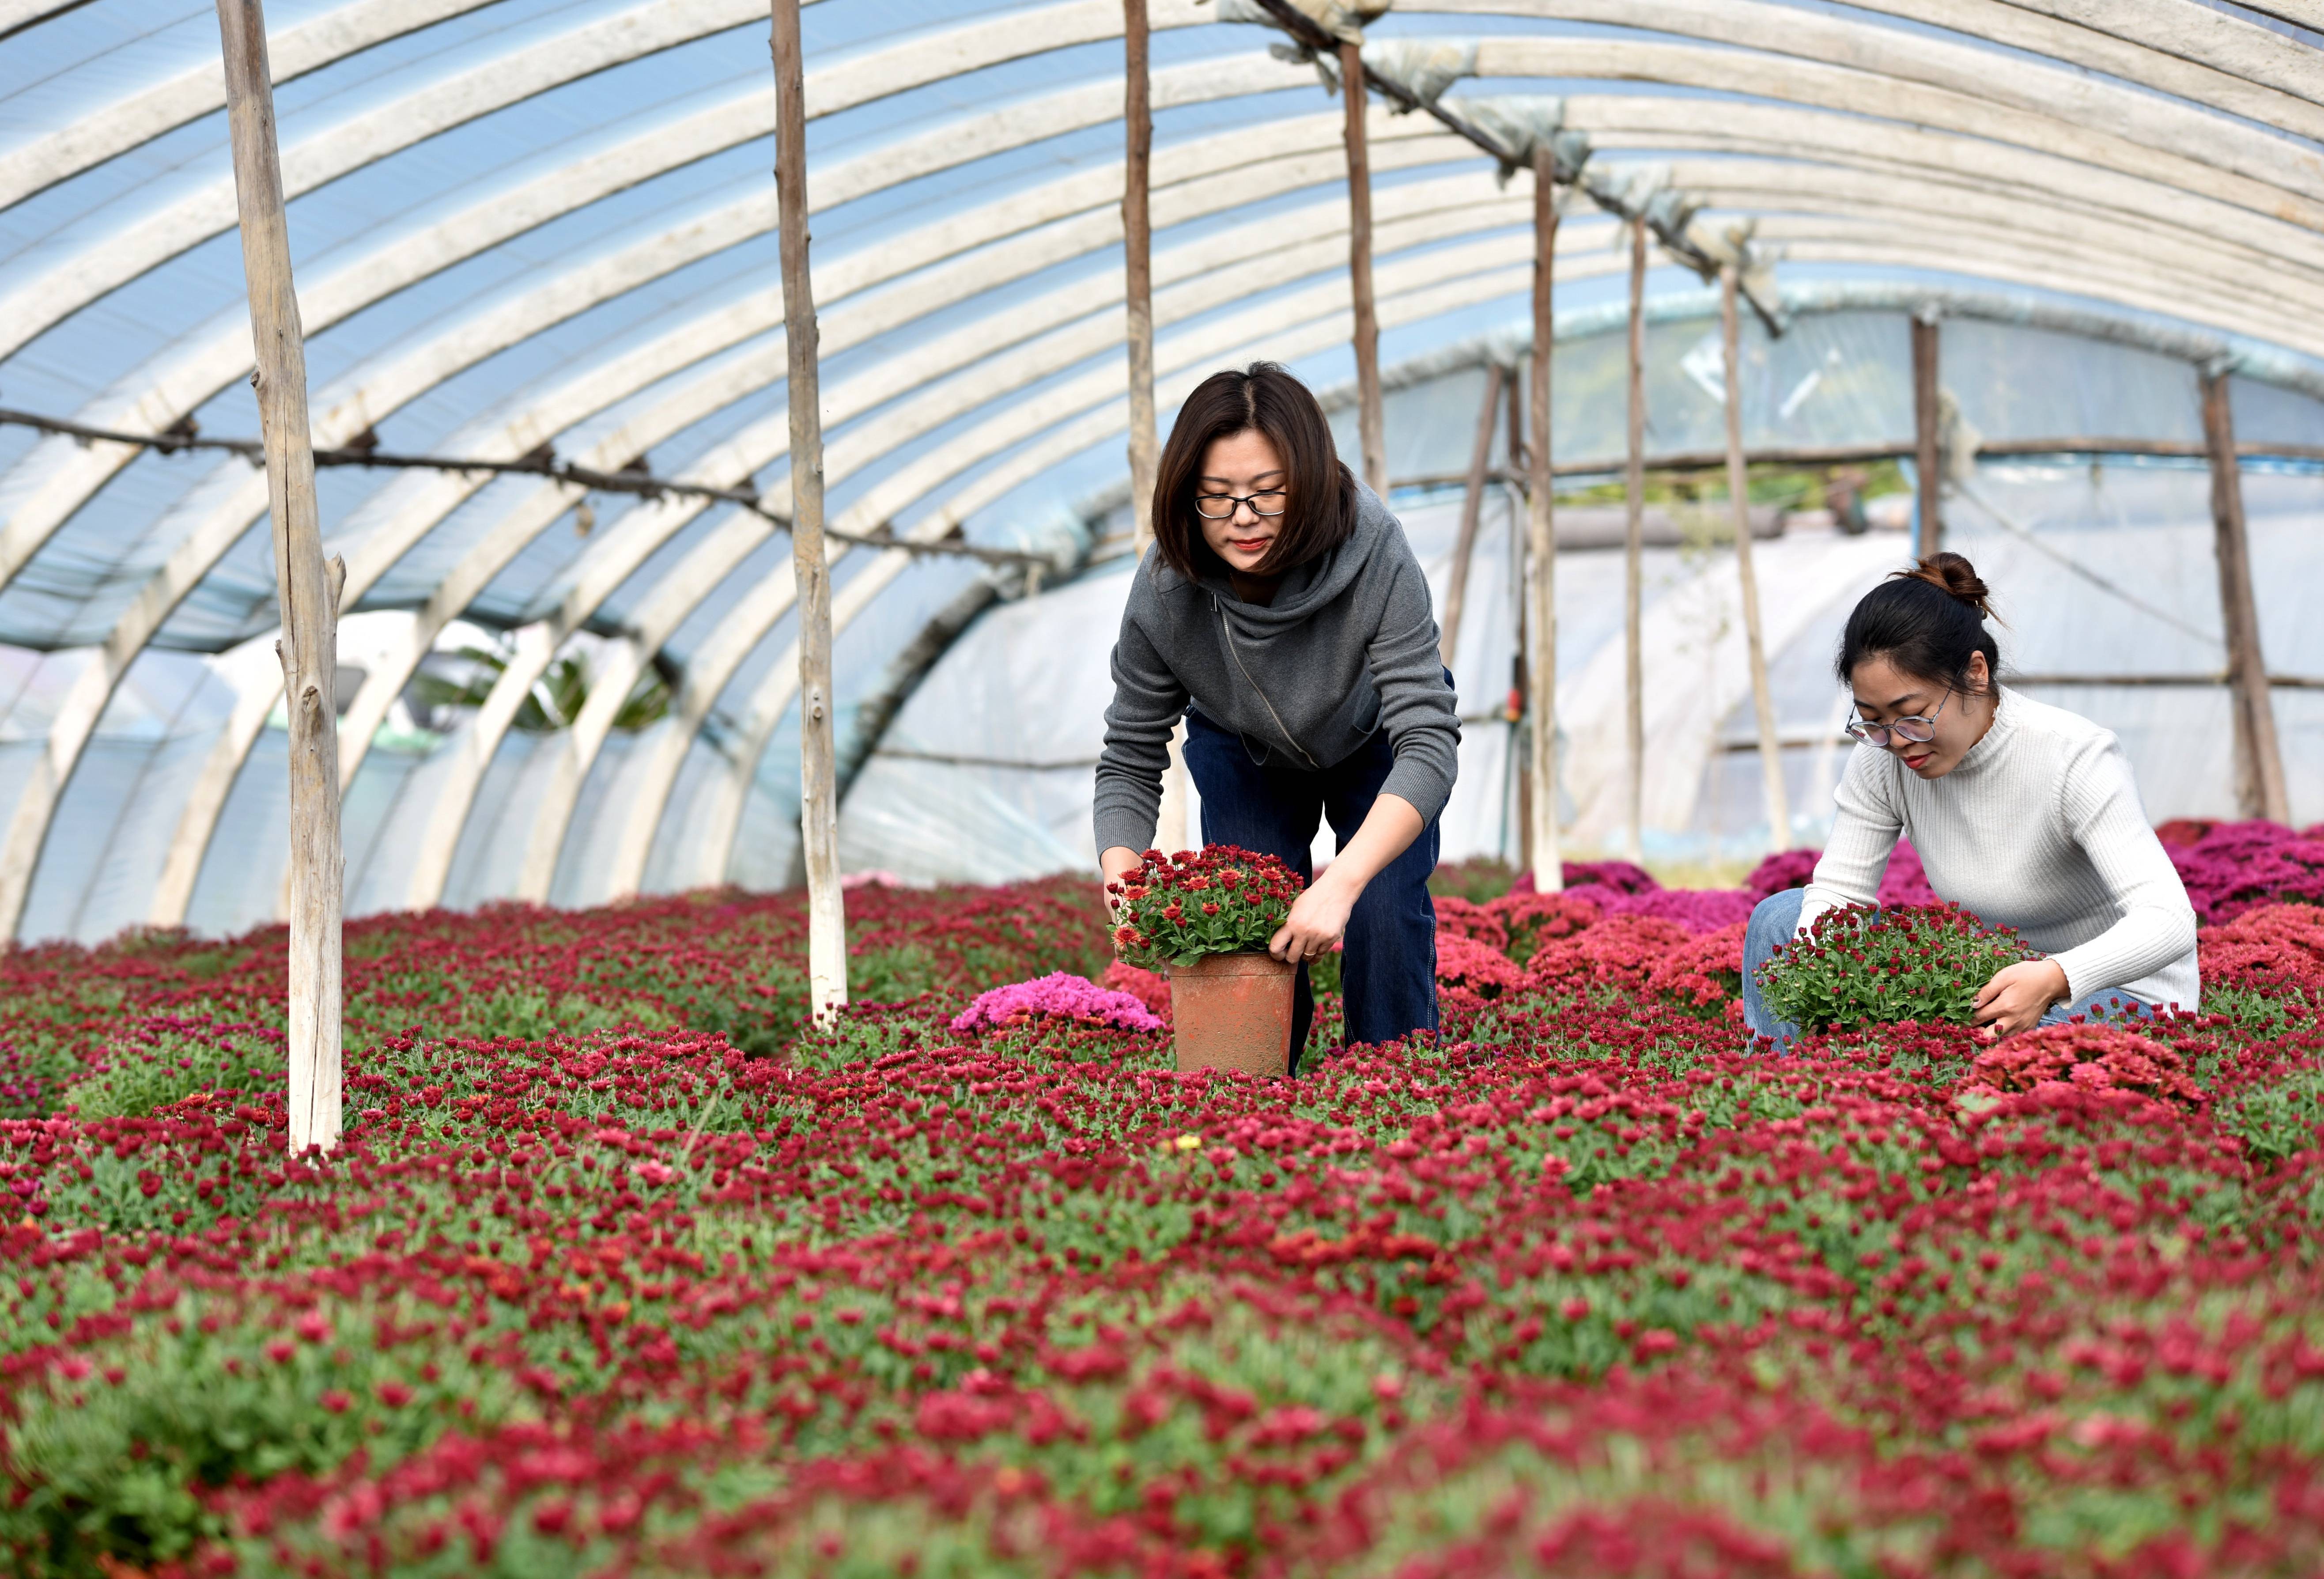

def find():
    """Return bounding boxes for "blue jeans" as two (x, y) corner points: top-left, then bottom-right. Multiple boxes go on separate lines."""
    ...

(1182, 706), (1441, 1070)
(1741, 889), (2154, 1047)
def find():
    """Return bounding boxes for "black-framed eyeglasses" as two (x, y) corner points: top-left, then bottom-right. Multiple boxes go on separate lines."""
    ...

(1192, 490), (1287, 520)
(1844, 688), (1951, 746)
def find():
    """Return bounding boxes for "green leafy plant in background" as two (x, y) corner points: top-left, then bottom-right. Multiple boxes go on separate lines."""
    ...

(1427, 858), (1515, 905)
(2216, 1064), (2324, 1167)
(1754, 902), (2038, 1033)
(412, 642), (673, 732)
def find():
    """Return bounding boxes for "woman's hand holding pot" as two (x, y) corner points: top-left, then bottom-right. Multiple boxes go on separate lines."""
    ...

(1270, 874), (1356, 966)
(1266, 792), (1424, 967)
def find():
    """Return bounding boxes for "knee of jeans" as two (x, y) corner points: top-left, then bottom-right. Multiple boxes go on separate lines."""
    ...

(1746, 890), (1804, 947)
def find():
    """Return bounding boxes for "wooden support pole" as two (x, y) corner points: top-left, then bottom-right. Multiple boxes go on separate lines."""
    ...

(1124, 0), (1188, 854)
(1621, 214), (1647, 866)
(771, 0), (847, 1015)
(1723, 264), (1791, 852)
(1506, 358), (1527, 474)
(1912, 311), (1942, 560)
(1123, 0), (1158, 554)
(1438, 363), (1503, 670)
(2199, 366), (2292, 824)
(1525, 144), (1563, 892)
(215, 0), (341, 1157)
(1341, 39), (1386, 497)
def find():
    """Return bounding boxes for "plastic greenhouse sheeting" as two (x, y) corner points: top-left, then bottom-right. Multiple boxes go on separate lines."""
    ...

(6, 0), (2324, 940)
(842, 328), (2324, 885)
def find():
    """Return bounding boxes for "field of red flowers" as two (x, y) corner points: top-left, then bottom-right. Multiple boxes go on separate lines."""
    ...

(2, 824), (2324, 1576)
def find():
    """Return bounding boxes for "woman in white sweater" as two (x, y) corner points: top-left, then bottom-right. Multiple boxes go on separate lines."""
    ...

(1741, 553), (2199, 1044)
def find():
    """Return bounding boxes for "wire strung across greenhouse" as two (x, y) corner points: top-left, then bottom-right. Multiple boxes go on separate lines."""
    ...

(0, 407), (1062, 571)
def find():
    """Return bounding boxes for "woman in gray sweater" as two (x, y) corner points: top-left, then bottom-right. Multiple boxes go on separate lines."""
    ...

(1742, 552), (2199, 1044)
(1094, 362), (1461, 1063)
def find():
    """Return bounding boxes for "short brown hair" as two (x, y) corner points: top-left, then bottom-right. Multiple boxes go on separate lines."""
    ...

(1149, 362), (1357, 580)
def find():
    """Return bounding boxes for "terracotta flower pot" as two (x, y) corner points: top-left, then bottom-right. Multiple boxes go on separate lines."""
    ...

(1167, 951), (1295, 1076)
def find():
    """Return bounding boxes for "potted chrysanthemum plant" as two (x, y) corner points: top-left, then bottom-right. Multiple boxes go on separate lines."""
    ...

(1108, 845), (1303, 1075)
(1754, 901), (2040, 1034)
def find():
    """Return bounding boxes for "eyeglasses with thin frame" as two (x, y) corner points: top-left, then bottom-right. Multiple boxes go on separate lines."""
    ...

(1844, 687), (1951, 746)
(1193, 490), (1287, 520)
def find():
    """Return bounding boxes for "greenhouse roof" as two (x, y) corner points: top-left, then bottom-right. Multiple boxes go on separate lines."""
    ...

(3, 0), (2322, 941)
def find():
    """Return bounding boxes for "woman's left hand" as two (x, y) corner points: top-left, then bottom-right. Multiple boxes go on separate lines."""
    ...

(1270, 872), (1356, 965)
(1973, 958), (2070, 1039)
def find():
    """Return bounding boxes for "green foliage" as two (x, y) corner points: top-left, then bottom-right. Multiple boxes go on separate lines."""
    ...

(787, 1006), (931, 1073)
(452, 987), (678, 1044)
(1756, 902), (2037, 1032)
(0, 1294), (529, 1576)
(2199, 983), (2312, 1044)
(413, 643), (671, 732)
(1307, 948), (1343, 997)
(2217, 1064), (2324, 1168)
(61, 1023), (280, 1121)
(1426, 859), (1515, 904)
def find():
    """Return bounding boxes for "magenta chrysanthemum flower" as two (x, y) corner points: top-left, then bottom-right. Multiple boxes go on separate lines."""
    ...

(949, 972), (1165, 1035)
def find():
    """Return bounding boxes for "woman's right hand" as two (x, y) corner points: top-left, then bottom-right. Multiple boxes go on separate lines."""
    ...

(1100, 846), (1143, 887)
(1973, 958), (2070, 1040)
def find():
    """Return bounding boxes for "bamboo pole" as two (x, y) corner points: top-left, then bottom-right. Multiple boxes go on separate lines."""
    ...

(1525, 144), (1563, 892)
(1341, 39), (1386, 496)
(1123, 0), (1158, 554)
(2199, 366), (2291, 824)
(1438, 363), (1503, 670)
(771, 0), (847, 1015)
(1912, 312), (1942, 560)
(214, 0), (341, 1156)
(1621, 214), (1647, 866)
(1723, 265), (1791, 852)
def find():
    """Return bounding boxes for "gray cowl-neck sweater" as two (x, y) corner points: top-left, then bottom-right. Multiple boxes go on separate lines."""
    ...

(1093, 481), (1460, 856)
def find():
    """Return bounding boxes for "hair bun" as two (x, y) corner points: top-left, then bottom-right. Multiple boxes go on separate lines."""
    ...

(1893, 551), (1992, 619)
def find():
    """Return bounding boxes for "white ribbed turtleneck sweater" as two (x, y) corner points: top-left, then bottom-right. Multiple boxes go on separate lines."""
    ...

(1798, 686), (2200, 1011)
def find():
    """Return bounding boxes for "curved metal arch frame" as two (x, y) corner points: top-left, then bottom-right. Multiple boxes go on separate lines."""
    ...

(1408, 0), (2324, 188)
(3, 0), (585, 210)
(145, 112), (1486, 926)
(6, 1), (2324, 932)
(10, 0), (2322, 589)
(11, 23), (2318, 622)
(0, 0), (1243, 594)
(609, 226), (2324, 901)
(412, 174), (2324, 915)
(461, 198), (1557, 910)
(4, 30), (1329, 935)
(148, 52), (2324, 928)
(136, 80), (2324, 920)
(32, 178), (2324, 925)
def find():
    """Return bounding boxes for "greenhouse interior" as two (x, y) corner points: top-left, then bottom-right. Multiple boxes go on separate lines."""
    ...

(11, 2), (2324, 1573)
(4, 0), (2319, 945)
